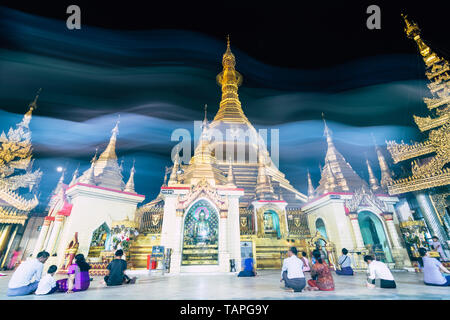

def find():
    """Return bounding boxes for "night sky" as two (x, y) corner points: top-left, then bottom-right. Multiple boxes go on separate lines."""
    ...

(0, 1), (449, 211)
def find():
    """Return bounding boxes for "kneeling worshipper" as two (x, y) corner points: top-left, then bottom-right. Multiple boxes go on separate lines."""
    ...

(7, 251), (49, 296)
(307, 250), (335, 291)
(335, 248), (354, 276)
(280, 247), (306, 292)
(238, 253), (256, 277)
(35, 265), (58, 295)
(364, 255), (396, 289)
(57, 253), (91, 293)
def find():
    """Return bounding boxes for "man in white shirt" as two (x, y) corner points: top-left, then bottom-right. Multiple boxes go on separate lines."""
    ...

(364, 255), (396, 289)
(7, 251), (50, 296)
(35, 265), (58, 295)
(280, 247), (306, 292)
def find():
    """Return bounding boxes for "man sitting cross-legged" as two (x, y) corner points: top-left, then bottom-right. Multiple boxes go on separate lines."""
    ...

(103, 249), (136, 286)
(7, 251), (50, 296)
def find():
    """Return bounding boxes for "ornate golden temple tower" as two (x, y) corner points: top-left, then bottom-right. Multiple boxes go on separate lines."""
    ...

(385, 16), (450, 247)
(0, 91), (42, 268)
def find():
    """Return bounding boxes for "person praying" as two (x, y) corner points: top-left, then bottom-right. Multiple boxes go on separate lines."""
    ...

(238, 253), (256, 277)
(103, 249), (136, 286)
(335, 248), (354, 275)
(7, 251), (50, 296)
(57, 253), (91, 293)
(280, 247), (306, 292)
(364, 255), (396, 289)
(431, 236), (448, 261)
(35, 265), (58, 295)
(307, 250), (335, 291)
(418, 247), (450, 286)
(300, 251), (310, 272)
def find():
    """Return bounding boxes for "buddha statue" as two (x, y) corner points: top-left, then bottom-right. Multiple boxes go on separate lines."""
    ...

(193, 209), (210, 245)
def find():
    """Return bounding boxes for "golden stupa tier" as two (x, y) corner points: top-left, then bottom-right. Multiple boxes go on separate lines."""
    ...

(386, 140), (435, 163)
(414, 112), (449, 132)
(387, 167), (450, 195)
(424, 96), (450, 111)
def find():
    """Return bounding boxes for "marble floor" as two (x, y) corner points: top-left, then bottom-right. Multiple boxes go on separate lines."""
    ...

(0, 270), (449, 300)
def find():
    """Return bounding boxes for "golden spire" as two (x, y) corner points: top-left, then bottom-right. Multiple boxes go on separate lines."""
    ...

(402, 14), (441, 70)
(315, 114), (368, 195)
(366, 158), (381, 192)
(307, 169), (315, 199)
(255, 151), (276, 200)
(213, 36), (249, 124)
(79, 149), (97, 185)
(97, 117), (120, 164)
(226, 158), (236, 186)
(373, 134), (393, 190)
(20, 88), (41, 128)
(52, 168), (65, 195)
(124, 160), (136, 193)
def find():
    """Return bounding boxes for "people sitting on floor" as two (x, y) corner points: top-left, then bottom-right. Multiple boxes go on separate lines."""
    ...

(238, 253), (256, 277)
(335, 248), (354, 276)
(57, 253), (91, 293)
(280, 247), (306, 292)
(307, 250), (335, 291)
(300, 251), (310, 272)
(103, 249), (136, 286)
(7, 251), (49, 296)
(35, 265), (58, 295)
(431, 236), (448, 262)
(364, 255), (396, 289)
(418, 247), (450, 286)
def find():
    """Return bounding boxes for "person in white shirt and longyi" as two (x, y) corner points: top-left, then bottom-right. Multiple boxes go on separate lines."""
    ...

(280, 247), (306, 292)
(364, 255), (397, 289)
(35, 265), (58, 295)
(7, 251), (50, 296)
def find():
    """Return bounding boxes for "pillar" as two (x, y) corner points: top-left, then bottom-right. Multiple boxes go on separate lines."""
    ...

(218, 210), (230, 272)
(170, 208), (184, 274)
(348, 213), (365, 249)
(382, 213), (402, 249)
(33, 219), (51, 257)
(0, 225), (12, 256)
(45, 215), (65, 255)
(1, 225), (18, 269)
(415, 192), (448, 241)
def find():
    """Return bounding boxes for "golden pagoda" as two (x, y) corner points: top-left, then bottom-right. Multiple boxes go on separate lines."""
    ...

(386, 15), (450, 244)
(387, 15), (450, 195)
(0, 90), (42, 268)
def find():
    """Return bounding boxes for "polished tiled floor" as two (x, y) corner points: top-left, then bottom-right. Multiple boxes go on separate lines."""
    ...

(1, 270), (449, 300)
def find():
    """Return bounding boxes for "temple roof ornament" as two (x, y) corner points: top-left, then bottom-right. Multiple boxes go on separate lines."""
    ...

(69, 167), (79, 187)
(255, 151), (276, 200)
(307, 170), (315, 200)
(386, 15), (450, 195)
(213, 36), (249, 124)
(226, 159), (236, 186)
(0, 90), (42, 223)
(366, 158), (381, 193)
(314, 115), (369, 196)
(124, 160), (137, 193)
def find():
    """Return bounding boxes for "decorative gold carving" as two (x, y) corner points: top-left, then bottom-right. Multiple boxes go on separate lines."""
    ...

(286, 208), (310, 238)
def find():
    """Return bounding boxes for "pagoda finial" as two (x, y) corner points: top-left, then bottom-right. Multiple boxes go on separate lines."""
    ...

(372, 137), (393, 190)
(29, 88), (42, 112)
(69, 165), (79, 187)
(226, 158), (235, 186)
(124, 160), (136, 193)
(366, 157), (381, 192)
(322, 112), (333, 144)
(307, 169), (315, 200)
(19, 89), (42, 128)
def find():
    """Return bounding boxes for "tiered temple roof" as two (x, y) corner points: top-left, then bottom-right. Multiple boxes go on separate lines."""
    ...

(0, 91), (42, 225)
(386, 15), (450, 195)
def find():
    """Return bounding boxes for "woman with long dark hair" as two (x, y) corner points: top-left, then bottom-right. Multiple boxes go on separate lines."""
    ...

(57, 253), (91, 293)
(307, 250), (335, 291)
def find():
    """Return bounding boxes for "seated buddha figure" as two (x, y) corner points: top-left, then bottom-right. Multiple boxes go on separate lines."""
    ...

(193, 210), (210, 245)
